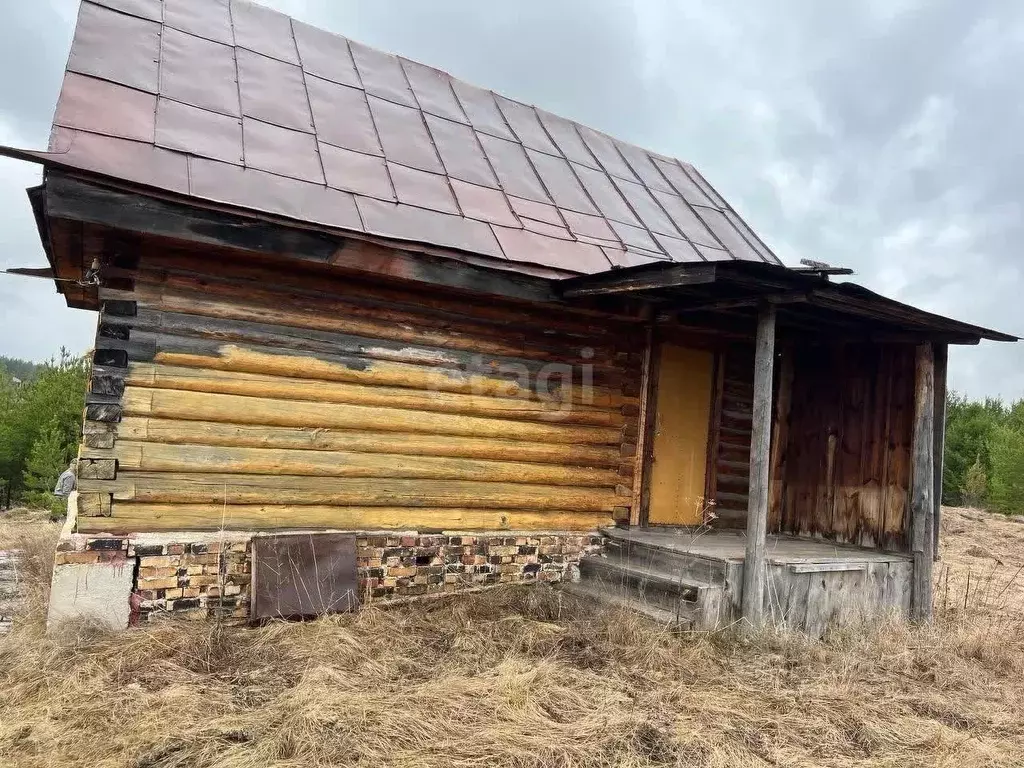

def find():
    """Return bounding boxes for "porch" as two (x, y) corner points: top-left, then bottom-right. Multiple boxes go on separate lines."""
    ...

(559, 259), (1013, 631)
(568, 527), (914, 636)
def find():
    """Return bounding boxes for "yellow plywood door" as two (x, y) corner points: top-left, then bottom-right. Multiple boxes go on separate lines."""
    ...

(647, 344), (714, 525)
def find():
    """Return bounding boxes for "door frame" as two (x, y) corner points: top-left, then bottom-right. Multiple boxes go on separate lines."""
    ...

(636, 331), (723, 527)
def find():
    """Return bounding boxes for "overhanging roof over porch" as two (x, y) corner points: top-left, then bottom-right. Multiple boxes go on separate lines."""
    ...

(559, 260), (1017, 344)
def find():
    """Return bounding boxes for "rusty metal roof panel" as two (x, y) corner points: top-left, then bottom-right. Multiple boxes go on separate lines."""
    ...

(450, 179), (519, 227)
(307, 76), (381, 156)
(492, 226), (610, 273)
(237, 48), (314, 132)
(527, 150), (597, 216)
(252, 533), (359, 620)
(160, 27), (241, 116)
(98, 0), (163, 21)
(319, 142), (394, 199)
(292, 19), (361, 88)
(68, 2), (161, 93)
(402, 59), (468, 123)
(231, 0), (299, 64)
(164, 0), (233, 44)
(243, 117), (324, 183)
(478, 134), (549, 203)
(190, 156), (360, 229)
(451, 80), (516, 140)
(49, 127), (191, 194)
(356, 196), (505, 259)
(425, 115), (497, 188)
(54, 73), (156, 143)
(536, 109), (600, 169)
(368, 96), (444, 174)
(388, 162), (460, 215)
(156, 98), (243, 164)
(495, 97), (560, 155)
(31, 0), (786, 276)
(573, 163), (641, 227)
(350, 40), (417, 107)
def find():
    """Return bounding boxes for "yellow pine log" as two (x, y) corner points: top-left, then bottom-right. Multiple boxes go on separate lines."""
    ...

(153, 345), (627, 408)
(122, 387), (623, 444)
(114, 416), (622, 466)
(80, 503), (612, 533)
(79, 473), (625, 511)
(127, 362), (625, 427)
(90, 440), (624, 487)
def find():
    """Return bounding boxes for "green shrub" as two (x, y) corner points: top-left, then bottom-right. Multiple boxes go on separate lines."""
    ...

(989, 424), (1024, 514)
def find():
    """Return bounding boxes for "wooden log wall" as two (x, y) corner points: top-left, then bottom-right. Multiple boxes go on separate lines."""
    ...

(77, 248), (644, 534)
(709, 347), (754, 528)
(772, 343), (916, 550)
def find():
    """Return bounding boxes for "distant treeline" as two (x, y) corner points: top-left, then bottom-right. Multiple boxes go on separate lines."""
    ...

(0, 351), (88, 515)
(0, 356), (42, 383)
(943, 393), (1024, 514)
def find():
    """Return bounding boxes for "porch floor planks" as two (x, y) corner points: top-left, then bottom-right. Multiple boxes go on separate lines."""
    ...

(604, 528), (912, 565)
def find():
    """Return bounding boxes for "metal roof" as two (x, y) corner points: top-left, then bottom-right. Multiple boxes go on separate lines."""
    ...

(560, 260), (1018, 343)
(11, 0), (783, 276)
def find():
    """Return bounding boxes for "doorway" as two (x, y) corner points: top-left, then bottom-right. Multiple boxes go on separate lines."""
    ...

(646, 343), (715, 525)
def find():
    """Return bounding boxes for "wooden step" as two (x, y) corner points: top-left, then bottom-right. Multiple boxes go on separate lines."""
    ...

(599, 528), (732, 585)
(560, 580), (693, 628)
(580, 556), (711, 603)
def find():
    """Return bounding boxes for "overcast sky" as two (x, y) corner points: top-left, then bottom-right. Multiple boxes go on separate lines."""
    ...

(1, 0), (1022, 399)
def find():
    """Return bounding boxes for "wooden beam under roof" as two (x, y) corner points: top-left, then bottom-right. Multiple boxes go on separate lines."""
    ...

(559, 263), (718, 298)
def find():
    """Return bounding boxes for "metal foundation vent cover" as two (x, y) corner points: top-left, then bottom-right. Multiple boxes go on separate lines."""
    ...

(252, 532), (359, 621)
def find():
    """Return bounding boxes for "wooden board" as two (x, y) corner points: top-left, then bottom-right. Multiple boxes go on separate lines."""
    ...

(775, 343), (915, 551)
(646, 344), (714, 525)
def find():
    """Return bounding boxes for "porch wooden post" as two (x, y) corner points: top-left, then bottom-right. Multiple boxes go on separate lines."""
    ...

(910, 343), (936, 621)
(932, 343), (948, 559)
(742, 303), (776, 628)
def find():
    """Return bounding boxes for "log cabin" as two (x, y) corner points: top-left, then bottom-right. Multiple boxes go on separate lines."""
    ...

(3, 0), (1015, 633)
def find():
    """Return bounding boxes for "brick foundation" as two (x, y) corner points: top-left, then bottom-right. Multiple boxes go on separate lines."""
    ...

(357, 533), (603, 600)
(54, 533), (252, 623)
(48, 510), (604, 628)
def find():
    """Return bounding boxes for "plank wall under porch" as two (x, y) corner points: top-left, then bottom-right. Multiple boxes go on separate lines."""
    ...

(569, 527), (913, 636)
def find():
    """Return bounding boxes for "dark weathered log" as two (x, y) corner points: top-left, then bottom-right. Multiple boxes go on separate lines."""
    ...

(91, 374), (126, 398)
(742, 303), (776, 628)
(93, 348), (128, 368)
(85, 404), (122, 422)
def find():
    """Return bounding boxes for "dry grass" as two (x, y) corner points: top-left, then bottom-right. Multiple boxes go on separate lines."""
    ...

(0, 510), (1023, 767)
(938, 506), (1024, 616)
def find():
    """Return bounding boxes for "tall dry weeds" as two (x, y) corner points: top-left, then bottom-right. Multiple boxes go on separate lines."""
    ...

(1, 513), (1023, 767)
